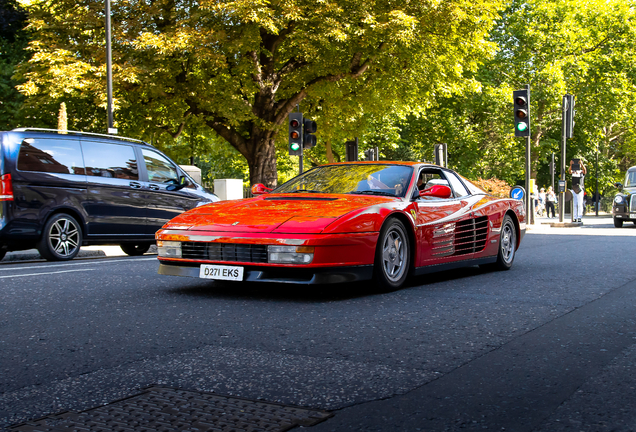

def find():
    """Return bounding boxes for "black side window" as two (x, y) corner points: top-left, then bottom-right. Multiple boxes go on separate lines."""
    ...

(17, 138), (84, 175)
(82, 141), (139, 180)
(142, 149), (179, 183)
(444, 171), (470, 197)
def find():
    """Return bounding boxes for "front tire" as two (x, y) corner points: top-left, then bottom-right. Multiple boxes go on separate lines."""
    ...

(120, 243), (151, 256)
(373, 218), (411, 292)
(493, 215), (516, 271)
(37, 214), (83, 261)
(614, 217), (624, 228)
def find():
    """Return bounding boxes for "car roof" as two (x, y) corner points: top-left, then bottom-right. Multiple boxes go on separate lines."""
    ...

(9, 128), (153, 147)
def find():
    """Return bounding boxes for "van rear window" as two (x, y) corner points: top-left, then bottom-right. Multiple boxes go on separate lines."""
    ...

(17, 138), (85, 175)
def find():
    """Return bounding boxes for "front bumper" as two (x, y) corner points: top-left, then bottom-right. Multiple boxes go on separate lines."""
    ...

(612, 204), (635, 220)
(158, 262), (374, 284)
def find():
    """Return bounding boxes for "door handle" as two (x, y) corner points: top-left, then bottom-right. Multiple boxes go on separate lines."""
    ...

(130, 181), (142, 189)
(149, 184), (160, 191)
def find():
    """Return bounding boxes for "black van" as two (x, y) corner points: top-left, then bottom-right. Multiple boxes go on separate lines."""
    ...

(0, 128), (219, 261)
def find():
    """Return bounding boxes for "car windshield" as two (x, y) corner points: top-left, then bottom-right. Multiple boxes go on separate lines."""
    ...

(625, 170), (636, 188)
(273, 164), (415, 198)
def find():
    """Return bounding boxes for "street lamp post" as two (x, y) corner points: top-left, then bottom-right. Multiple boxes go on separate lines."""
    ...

(596, 145), (599, 217)
(105, 0), (116, 134)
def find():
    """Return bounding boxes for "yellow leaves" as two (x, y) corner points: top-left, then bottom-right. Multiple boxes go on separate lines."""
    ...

(18, 49), (97, 98)
(201, 0), (294, 34)
(385, 10), (418, 44)
(133, 31), (193, 54)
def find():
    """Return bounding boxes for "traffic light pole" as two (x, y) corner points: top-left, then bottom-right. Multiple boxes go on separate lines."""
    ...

(559, 95), (567, 223)
(524, 85), (531, 223)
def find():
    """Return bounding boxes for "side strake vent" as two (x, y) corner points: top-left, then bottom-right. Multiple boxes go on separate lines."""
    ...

(453, 216), (489, 255)
(431, 216), (489, 258)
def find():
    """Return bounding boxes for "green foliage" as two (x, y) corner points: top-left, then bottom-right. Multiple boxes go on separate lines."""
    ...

(15, 0), (504, 186)
(5, 0), (636, 195)
(0, 0), (28, 130)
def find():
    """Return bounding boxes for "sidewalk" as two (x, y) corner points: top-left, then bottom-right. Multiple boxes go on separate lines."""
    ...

(527, 212), (614, 230)
(2, 245), (157, 262)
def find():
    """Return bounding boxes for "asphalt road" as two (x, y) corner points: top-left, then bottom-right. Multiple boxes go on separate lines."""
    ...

(1, 216), (636, 431)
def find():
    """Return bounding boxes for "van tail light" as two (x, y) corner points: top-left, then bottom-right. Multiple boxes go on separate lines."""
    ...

(0, 173), (14, 201)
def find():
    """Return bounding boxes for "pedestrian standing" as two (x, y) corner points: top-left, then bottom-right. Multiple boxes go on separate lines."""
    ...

(538, 188), (546, 216)
(568, 157), (587, 223)
(546, 186), (556, 218)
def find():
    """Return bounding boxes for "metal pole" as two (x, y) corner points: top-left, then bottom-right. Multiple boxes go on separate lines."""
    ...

(551, 153), (555, 192)
(105, 0), (114, 133)
(525, 84), (531, 224)
(596, 147), (599, 217)
(559, 96), (567, 223)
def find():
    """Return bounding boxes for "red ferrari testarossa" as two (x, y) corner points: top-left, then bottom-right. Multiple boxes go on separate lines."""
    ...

(156, 162), (526, 291)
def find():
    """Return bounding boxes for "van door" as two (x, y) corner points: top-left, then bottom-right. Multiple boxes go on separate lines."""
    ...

(80, 140), (147, 238)
(138, 148), (201, 235)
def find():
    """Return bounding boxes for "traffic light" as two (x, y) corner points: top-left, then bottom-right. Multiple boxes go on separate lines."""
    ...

(513, 89), (530, 137)
(288, 112), (303, 156)
(565, 94), (575, 138)
(303, 118), (317, 149)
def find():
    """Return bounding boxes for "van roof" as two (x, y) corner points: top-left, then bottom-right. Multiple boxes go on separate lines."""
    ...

(10, 128), (151, 147)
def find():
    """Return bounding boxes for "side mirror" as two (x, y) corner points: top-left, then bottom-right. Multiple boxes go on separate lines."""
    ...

(615, 182), (623, 191)
(251, 183), (273, 195)
(166, 176), (188, 191)
(420, 184), (452, 199)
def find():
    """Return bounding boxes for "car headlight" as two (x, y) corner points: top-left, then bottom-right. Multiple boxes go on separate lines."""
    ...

(614, 195), (626, 204)
(157, 240), (182, 258)
(268, 245), (314, 264)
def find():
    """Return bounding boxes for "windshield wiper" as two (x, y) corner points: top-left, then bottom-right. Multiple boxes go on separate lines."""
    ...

(348, 190), (397, 197)
(288, 189), (322, 193)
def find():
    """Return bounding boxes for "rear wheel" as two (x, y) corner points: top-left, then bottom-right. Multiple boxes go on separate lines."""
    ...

(37, 214), (82, 261)
(120, 243), (151, 256)
(614, 217), (624, 228)
(493, 215), (516, 270)
(373, 218), (410, 292)
(0, 248), (6, 261)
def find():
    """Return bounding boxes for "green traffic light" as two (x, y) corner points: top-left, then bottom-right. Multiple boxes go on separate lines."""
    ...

(290, 143), (300, 151)
(516, 122), (528, 132)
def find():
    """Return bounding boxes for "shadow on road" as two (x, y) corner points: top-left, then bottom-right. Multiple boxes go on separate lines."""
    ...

(165, 265), (486, 303)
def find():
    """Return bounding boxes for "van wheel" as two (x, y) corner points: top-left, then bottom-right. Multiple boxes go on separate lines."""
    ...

(38, 214), (82, 261)
(120, 243), (151, 256)
(0, 248), (6, 261)
(614, 218), (623, 228)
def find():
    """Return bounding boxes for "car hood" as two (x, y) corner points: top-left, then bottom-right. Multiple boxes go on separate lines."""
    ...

(162, 193), (395, 233)
(620, 187), (636, 195)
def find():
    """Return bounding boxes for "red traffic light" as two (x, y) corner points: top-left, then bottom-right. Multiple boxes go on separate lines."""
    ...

(290, 119), (300, 128)
(514, 97), (527, 107)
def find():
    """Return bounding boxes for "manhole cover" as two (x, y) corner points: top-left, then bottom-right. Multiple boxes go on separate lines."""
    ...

(9, 386), (332, 432)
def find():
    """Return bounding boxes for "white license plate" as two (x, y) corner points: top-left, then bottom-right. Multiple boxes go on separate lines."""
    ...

(631, 214), (636, 219)
(199, 264), (244, 281)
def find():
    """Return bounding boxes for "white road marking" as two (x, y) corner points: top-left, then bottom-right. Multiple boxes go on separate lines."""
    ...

(0, 257), (157, 272)
(0, 268), (98, 279)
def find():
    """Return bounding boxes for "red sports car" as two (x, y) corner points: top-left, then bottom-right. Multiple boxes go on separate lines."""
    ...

(156, 162), (526, 291)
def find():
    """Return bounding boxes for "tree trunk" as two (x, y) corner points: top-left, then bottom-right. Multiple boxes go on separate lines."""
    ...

(246, 134), (278, 189)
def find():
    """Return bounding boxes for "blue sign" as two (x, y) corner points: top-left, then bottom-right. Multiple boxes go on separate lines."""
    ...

(510, 186), (525, 200)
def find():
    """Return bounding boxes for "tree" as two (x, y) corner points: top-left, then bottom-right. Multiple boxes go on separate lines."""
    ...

(0, 0), (28, 130)
(392, 0), (636, 195)
(18, 0), (504, 187)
